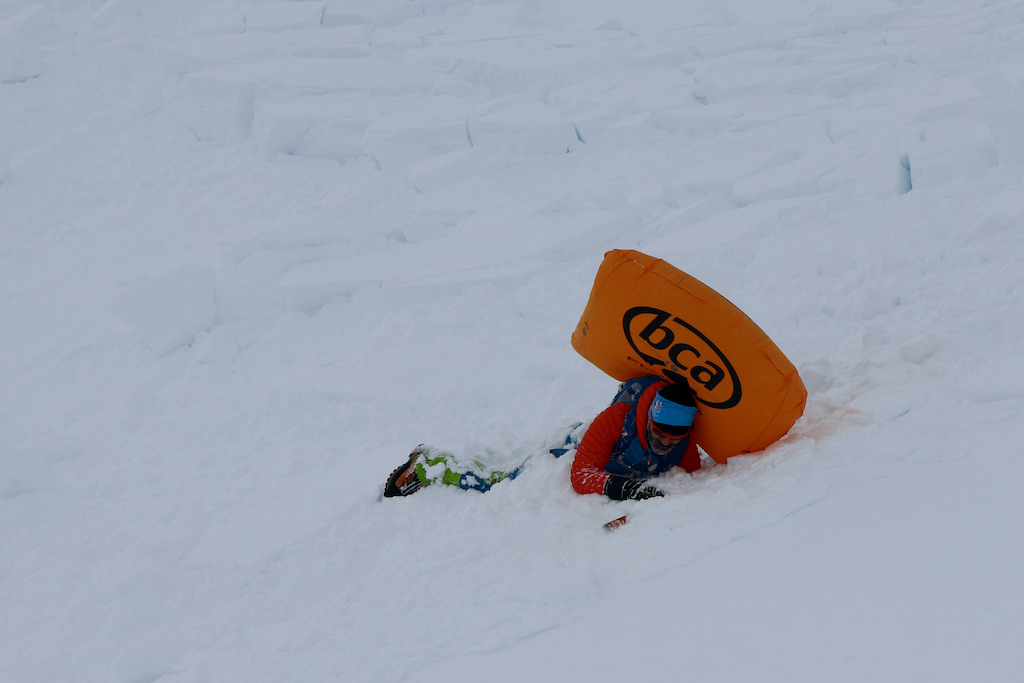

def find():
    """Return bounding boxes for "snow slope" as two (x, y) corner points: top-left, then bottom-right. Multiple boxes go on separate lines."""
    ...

(2, 0), (1024, 680)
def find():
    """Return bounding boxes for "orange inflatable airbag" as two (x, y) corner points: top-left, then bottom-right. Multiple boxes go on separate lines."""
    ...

(572, 250), (806, 463)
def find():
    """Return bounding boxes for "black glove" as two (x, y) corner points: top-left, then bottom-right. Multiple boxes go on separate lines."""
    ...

(604, 475), (665, 501)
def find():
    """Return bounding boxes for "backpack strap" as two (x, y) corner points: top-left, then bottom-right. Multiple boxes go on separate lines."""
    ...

(609, 376), (662, 472)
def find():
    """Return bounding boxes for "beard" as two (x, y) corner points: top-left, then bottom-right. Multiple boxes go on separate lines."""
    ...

(647, 426), (679, 456)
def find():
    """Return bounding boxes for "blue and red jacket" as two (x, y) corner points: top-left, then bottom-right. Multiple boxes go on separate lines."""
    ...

(571, 381), (701, 495)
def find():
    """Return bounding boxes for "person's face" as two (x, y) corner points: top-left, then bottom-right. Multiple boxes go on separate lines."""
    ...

(647, 421), (689, 455)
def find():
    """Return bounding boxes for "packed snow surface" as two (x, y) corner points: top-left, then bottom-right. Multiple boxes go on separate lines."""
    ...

(3, 0), (1024, 681)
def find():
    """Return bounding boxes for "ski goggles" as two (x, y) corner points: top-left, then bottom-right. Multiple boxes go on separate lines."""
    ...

(650, 421), (691, 440)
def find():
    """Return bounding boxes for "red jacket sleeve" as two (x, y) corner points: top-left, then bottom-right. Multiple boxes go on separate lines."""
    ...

(570, 403), (629, 495)
(678, 438), (701, 473)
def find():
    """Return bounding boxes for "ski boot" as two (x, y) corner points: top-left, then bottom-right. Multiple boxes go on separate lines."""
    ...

(382, 446), (428, 498)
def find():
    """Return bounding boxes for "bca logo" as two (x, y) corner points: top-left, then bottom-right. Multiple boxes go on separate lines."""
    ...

(622, 306), (742, 409)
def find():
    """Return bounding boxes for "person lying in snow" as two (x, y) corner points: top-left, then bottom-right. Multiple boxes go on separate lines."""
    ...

(382, 377), (701, 500)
